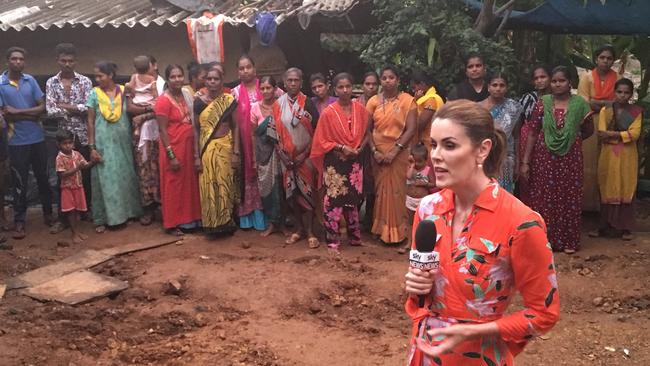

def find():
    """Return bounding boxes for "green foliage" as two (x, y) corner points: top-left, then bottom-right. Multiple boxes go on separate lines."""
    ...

(359, 0), (517, 93)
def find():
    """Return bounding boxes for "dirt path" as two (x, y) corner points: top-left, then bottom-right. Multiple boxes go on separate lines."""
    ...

(0, 211), (648, 365)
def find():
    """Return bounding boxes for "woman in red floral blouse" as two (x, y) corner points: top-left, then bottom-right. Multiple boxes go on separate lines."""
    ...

(404, 100), (560, 366)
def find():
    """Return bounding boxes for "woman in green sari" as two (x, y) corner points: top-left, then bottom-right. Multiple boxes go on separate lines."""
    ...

(87, 61), (143, 232)
(194, 68), (240, 234)
(250, 76), (284, 236)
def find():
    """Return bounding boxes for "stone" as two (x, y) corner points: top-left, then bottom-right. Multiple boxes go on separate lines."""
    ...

(165, 280), (182, 296)
(56, 241), (70, 248)
(241, 241), (251, 249)
(592, 297), (604, 306)
(23, 270), (128, 305)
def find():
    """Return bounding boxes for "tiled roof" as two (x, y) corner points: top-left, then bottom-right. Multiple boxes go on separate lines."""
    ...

(0, 0), (361, 31)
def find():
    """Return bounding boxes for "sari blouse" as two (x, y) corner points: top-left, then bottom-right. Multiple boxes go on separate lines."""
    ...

(407, 184), (560, 365)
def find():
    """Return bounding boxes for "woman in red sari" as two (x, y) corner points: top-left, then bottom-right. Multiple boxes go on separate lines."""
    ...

(273, 67), (320, 248)
(156, 65), (202, 235)
(311, 73), (368, 253)
(405, 100), (559, 366)
(521, 66), (594, 254)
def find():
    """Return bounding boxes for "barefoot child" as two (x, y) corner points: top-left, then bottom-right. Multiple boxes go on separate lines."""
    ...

(399, 143), (437, 254)
(56, 130), (93, 243)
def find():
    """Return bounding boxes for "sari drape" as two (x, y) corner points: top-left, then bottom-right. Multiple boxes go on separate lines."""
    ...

(367, 93), (415, 243)
(198, 94), (238, 233)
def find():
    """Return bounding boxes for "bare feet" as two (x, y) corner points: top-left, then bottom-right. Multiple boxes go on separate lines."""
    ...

(72, 232), (87, 244)
(260, 223), (275, 237)
(308, 236), (320, 249)
(285, 232), (303, 245)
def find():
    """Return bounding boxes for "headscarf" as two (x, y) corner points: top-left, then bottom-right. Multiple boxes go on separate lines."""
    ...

(416, 86), (444, 110)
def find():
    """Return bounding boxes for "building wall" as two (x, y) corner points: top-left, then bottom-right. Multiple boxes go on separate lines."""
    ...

(0, 23), (244, 83)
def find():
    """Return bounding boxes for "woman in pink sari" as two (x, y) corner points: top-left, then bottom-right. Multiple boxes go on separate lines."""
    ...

(231, 55), (266, 231)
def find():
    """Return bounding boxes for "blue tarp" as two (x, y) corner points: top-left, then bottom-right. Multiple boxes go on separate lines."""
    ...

(465, 0), (650, 35)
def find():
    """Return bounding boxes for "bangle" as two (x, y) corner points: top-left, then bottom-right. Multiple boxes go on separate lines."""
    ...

(88, 144), (96, 150)
(396, 142), (405, 150)
(166, 146), (176, 160)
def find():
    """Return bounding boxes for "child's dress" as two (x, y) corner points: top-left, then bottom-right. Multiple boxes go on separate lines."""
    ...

(405, 166), (432, 211)
(56, 150), (88, 212)
(131, 75), (159, 162)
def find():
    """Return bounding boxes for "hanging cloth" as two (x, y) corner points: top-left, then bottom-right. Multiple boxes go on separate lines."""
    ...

(185, 12), (225, 63)
(256, 12), (277, 46)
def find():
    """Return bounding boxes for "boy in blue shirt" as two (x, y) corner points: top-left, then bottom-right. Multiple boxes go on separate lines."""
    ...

(0, 47), (52, 239)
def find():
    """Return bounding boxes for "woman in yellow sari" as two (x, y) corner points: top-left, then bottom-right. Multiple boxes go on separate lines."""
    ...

(593, 78), (641, 241)
(367, 66), (417, 244)
(193, 68), (240, 234)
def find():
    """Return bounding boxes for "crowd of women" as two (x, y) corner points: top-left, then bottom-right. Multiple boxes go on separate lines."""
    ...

(2, 42), (643, 364)
(0, 43), (641, 257)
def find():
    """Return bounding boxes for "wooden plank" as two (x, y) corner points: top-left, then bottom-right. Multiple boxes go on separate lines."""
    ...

(23, 270), (128, 305)
(6, 249), (113, 290)
(99, 238), (180, 256)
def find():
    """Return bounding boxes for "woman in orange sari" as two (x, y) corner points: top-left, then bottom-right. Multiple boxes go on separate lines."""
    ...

(272, 67), (320, 248)
(578, 45), (621, 211)
(367, 66), (417, 244)
(311, 73), (369, 253)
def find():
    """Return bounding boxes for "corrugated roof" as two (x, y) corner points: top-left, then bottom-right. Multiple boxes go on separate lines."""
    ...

(0, 0), (361, 32)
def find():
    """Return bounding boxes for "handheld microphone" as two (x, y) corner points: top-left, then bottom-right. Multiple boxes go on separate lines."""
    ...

(410, 220), (439, 308)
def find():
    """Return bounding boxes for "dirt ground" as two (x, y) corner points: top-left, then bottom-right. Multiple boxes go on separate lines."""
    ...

(0, 210), (649, 366)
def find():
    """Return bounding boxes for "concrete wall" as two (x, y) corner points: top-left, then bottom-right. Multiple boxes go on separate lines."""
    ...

(0, 23), (244, 83)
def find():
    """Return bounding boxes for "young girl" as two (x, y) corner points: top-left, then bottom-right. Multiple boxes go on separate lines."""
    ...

(310, 73), (337, 114)
(399, 143), (437, 254)
(592, 78), (642, 241)
(56, 129), (93, 243)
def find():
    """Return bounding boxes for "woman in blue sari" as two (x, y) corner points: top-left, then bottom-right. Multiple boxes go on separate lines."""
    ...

(250, 76), (284, 236)
(479, 73), (523, 192)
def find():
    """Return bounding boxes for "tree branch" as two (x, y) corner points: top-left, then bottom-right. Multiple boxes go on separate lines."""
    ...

(495, 0), (516, 16)
(493, 7), (513, 38)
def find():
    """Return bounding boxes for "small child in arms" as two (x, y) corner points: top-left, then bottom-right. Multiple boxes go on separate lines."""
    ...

(399, 143), (437, 254)
(56, 130), (94, 244)
(126, 55), (158, 140)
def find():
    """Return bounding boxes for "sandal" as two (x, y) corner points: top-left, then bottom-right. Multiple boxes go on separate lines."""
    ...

(308, 236), (320, 249)
(12, 223), (25, 240)
(139, 213), (153, 226)
(327, 243), (340, 254)
(285, 232), (303, 245)
(563, 248), (576, 255)
(49, 221), (67, 234)
(95, 225), (106, 234)
(588, 230), (604, 238)
(168, 228), (184, 237)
